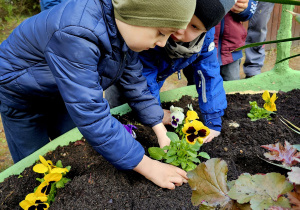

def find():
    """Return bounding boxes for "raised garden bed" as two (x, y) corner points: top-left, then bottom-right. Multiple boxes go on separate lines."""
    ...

(0, 89), (299, 209)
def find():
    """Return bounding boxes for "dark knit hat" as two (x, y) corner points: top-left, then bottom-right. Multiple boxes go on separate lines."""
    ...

(113, 0), (196, 29)
(195, 0), (237, 31)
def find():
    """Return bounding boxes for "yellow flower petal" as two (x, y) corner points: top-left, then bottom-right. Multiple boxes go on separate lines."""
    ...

(44, 173), (62, 182)
(19, 199), (33, 210)
(39, 155), (48, 166)
(270, 93), (278, 103)
(33, 164), (49, 174)
(185, 110), (199, 123)
(51, 167), (69, 174)
(262, 90), (270, 101)
(197, 138), (204, 144)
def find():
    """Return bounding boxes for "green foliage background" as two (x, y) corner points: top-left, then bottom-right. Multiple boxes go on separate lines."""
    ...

(0, 0), (40, 43)
(0, 0), (40, 22)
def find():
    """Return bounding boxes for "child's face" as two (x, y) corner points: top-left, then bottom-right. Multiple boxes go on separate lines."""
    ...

(116, 19), (178, 52)
(169, 15), (206, 43)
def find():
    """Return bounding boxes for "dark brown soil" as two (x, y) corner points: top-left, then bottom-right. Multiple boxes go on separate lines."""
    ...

(0, 90), (299, 209)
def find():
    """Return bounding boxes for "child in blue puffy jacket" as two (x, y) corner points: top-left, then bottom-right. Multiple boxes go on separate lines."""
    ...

(106, 0), (237, 143)
(0, 0), (196, 189)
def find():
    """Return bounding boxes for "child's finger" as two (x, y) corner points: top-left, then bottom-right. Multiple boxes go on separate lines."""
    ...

(165, 182), (176, 190)
(175, 168), (188, 180)
(170, 177), (185, 186)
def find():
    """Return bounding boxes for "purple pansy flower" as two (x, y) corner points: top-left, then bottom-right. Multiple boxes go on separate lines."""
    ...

(123, 124), (137, 138)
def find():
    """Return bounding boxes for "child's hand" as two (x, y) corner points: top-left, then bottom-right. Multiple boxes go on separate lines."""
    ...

(133, 155), (188, 189)
(230, 0), (249, 14)
(152, 123), (171, 148)
(203, 129), (220, 143)
(162, 109), (171, 125)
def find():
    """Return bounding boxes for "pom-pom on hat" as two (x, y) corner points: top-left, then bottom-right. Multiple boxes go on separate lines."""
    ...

(195, 0), (237, 31)
(113, 0), (196, 29)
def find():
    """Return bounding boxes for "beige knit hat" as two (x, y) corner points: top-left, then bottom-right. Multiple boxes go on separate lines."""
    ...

(112, 0), (196, 29)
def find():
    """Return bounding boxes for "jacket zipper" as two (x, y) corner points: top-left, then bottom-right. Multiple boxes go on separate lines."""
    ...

(197, 70), (207, 103)
(177, 70), (181, 80)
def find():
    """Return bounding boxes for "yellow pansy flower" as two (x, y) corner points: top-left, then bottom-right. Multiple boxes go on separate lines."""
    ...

(19, 193), (49, 210)
(262, 90), (277, 112)
(185, 110), (199, 123)
(182, 120), (210, 144)
(33, 155), (69, 174)
(35, 173), (63, 197)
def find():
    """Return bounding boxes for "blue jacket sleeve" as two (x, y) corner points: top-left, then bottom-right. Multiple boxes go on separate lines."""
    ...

(192, 29), (227, 132)
(44, 26), (144, 170)
(118, 51), (164, 127)
(232, 0), (257, 22)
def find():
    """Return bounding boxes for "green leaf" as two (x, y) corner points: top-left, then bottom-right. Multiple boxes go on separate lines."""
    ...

(165, 156), (177, 163)
(189, 141), (201, 151)
(251, 197), (291, 210)
(66, 166), (71, 172)
(148, 147), (165, 160)
(177, 150), (185, 157)
(161, 145), (169, 150)
(56, 160), (63, 168)
(247, 113), (254, 118)
(187, 158), (231, 208)
(18, 175), (23, 178)
(167, 132), (180, 142)
(187, 150), (197, 158)
(276, 53), (300, 64)
(167, 149), (177, 156)
(181, 161), (187, 170)
(56, 177), (71, 188)
(36, 178), (44, 183)
(279, 115), (300, 134)
(185, 163), (197, 172)
(234, 37), (300, 52)
(189, 157), (201, 163)
(257, 155), (291, 170)
(228, 173), (293, 210)
(198, 152), (210, 159)
(170, 160), (180, 166)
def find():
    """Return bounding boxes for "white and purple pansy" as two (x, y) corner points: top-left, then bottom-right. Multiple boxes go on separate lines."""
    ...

(170, 111), (185, 128)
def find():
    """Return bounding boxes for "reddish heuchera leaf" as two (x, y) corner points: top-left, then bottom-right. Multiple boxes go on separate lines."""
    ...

(261, 141), (300, 167)
(287, 185), (300, 209)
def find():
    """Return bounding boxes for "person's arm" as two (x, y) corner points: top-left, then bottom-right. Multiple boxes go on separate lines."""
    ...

(231, 0), (257, 22)
(192, 28), (227, 142)
(44, 27), (145, 170)
(116, 48), (188, 189)
(118, 51), (172, 147)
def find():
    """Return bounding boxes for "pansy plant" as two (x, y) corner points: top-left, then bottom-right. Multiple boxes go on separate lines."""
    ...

(20, 156), (71, 209)
(247, 90), (277, 121)
(149, 105), (210, 171)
